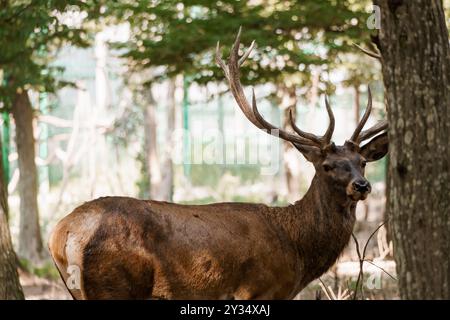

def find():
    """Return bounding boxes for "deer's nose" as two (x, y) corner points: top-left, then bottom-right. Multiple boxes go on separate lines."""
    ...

(353, 180), (371, 193)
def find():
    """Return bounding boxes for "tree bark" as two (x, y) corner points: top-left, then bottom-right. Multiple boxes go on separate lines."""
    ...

(0, 131), (25, 300)
(374, 0), (450, 299)
(11, 91), (45, 265)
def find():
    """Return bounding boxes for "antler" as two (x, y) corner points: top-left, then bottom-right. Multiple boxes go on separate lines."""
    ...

(359, 120), (388, 143)
(216, 28), (335, 149)
(288, 94), (335, 148)
(348, 87), (388, 145)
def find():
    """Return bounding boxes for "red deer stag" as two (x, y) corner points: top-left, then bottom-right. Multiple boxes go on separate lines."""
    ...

(49, 30), (388, 300)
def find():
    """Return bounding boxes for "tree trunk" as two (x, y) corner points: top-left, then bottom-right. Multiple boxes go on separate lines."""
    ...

(143, 87), (162, 199)
(0, 131), (25, 300)
(217, 93), (225, 175)
(374, 0), (450, 299)
(155, 79), (176, 201)
(354, 85), (361, 124)
(280, 85), (299, 202)
(11, 91), (45, 265)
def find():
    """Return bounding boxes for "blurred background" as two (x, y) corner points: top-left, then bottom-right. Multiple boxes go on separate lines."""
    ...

(1, 0), (448, 300)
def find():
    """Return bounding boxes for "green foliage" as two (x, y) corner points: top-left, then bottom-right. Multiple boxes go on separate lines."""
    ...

(19, 258), (60, 280)
(0, 0), (101, 109)
(109, 0), (373, 90)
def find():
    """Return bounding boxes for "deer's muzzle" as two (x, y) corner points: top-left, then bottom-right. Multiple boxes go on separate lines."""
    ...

(346, 179), (371, 201)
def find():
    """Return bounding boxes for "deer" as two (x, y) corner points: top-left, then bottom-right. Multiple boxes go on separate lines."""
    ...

(48, 30), (388, 300)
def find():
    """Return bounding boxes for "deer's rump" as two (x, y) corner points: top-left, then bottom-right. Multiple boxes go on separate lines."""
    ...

(49, 196), (299, 300)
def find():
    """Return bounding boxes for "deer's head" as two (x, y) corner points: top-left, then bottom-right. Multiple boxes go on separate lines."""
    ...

(216, 29), (388, 202)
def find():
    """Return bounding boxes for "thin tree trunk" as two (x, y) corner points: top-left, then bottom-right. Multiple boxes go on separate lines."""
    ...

(374, 0), (450, 299)
(143, 87), (162, 199)
(280, 85), (299, 202)
(0, 131), (25, 300)
(156, 79), (176, 201)
(11, 91), (45, 265)
(217, 92), (225, 175)
(354, 85), (361, 124)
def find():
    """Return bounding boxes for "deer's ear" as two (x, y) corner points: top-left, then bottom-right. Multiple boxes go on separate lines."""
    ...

(293, 143), (322, 162)
(360, 132), (388, 162)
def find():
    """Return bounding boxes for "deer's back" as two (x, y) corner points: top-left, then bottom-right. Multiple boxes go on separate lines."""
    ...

(49, 196), (299, 299)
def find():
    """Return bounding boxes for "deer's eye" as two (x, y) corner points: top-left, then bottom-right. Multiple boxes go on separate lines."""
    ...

(361, 160), (367, 168)
(323, 164), (333, 172)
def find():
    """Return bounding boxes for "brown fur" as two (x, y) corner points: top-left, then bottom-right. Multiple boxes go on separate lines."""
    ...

(48, 140), (388, 300)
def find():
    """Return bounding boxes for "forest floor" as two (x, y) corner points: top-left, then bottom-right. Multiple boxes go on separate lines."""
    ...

(20, 269), (71, 300)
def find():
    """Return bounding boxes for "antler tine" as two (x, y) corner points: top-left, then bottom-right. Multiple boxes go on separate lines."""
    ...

(230, 27), (256, 67)
(215, 41), (229, 79)
(322, 95), (335, 145)
(288, 108), (322, 146)
(229, 26), (242, 66)
(350, 86), (372, 143)
(358, 120), (388, 143)
(288, 95), (335, 149)
(239, 40), (255, 66)
(252, 91), (318, 146)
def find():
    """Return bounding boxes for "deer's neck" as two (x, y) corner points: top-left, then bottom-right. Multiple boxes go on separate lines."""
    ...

(268, 175), (356, 289)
